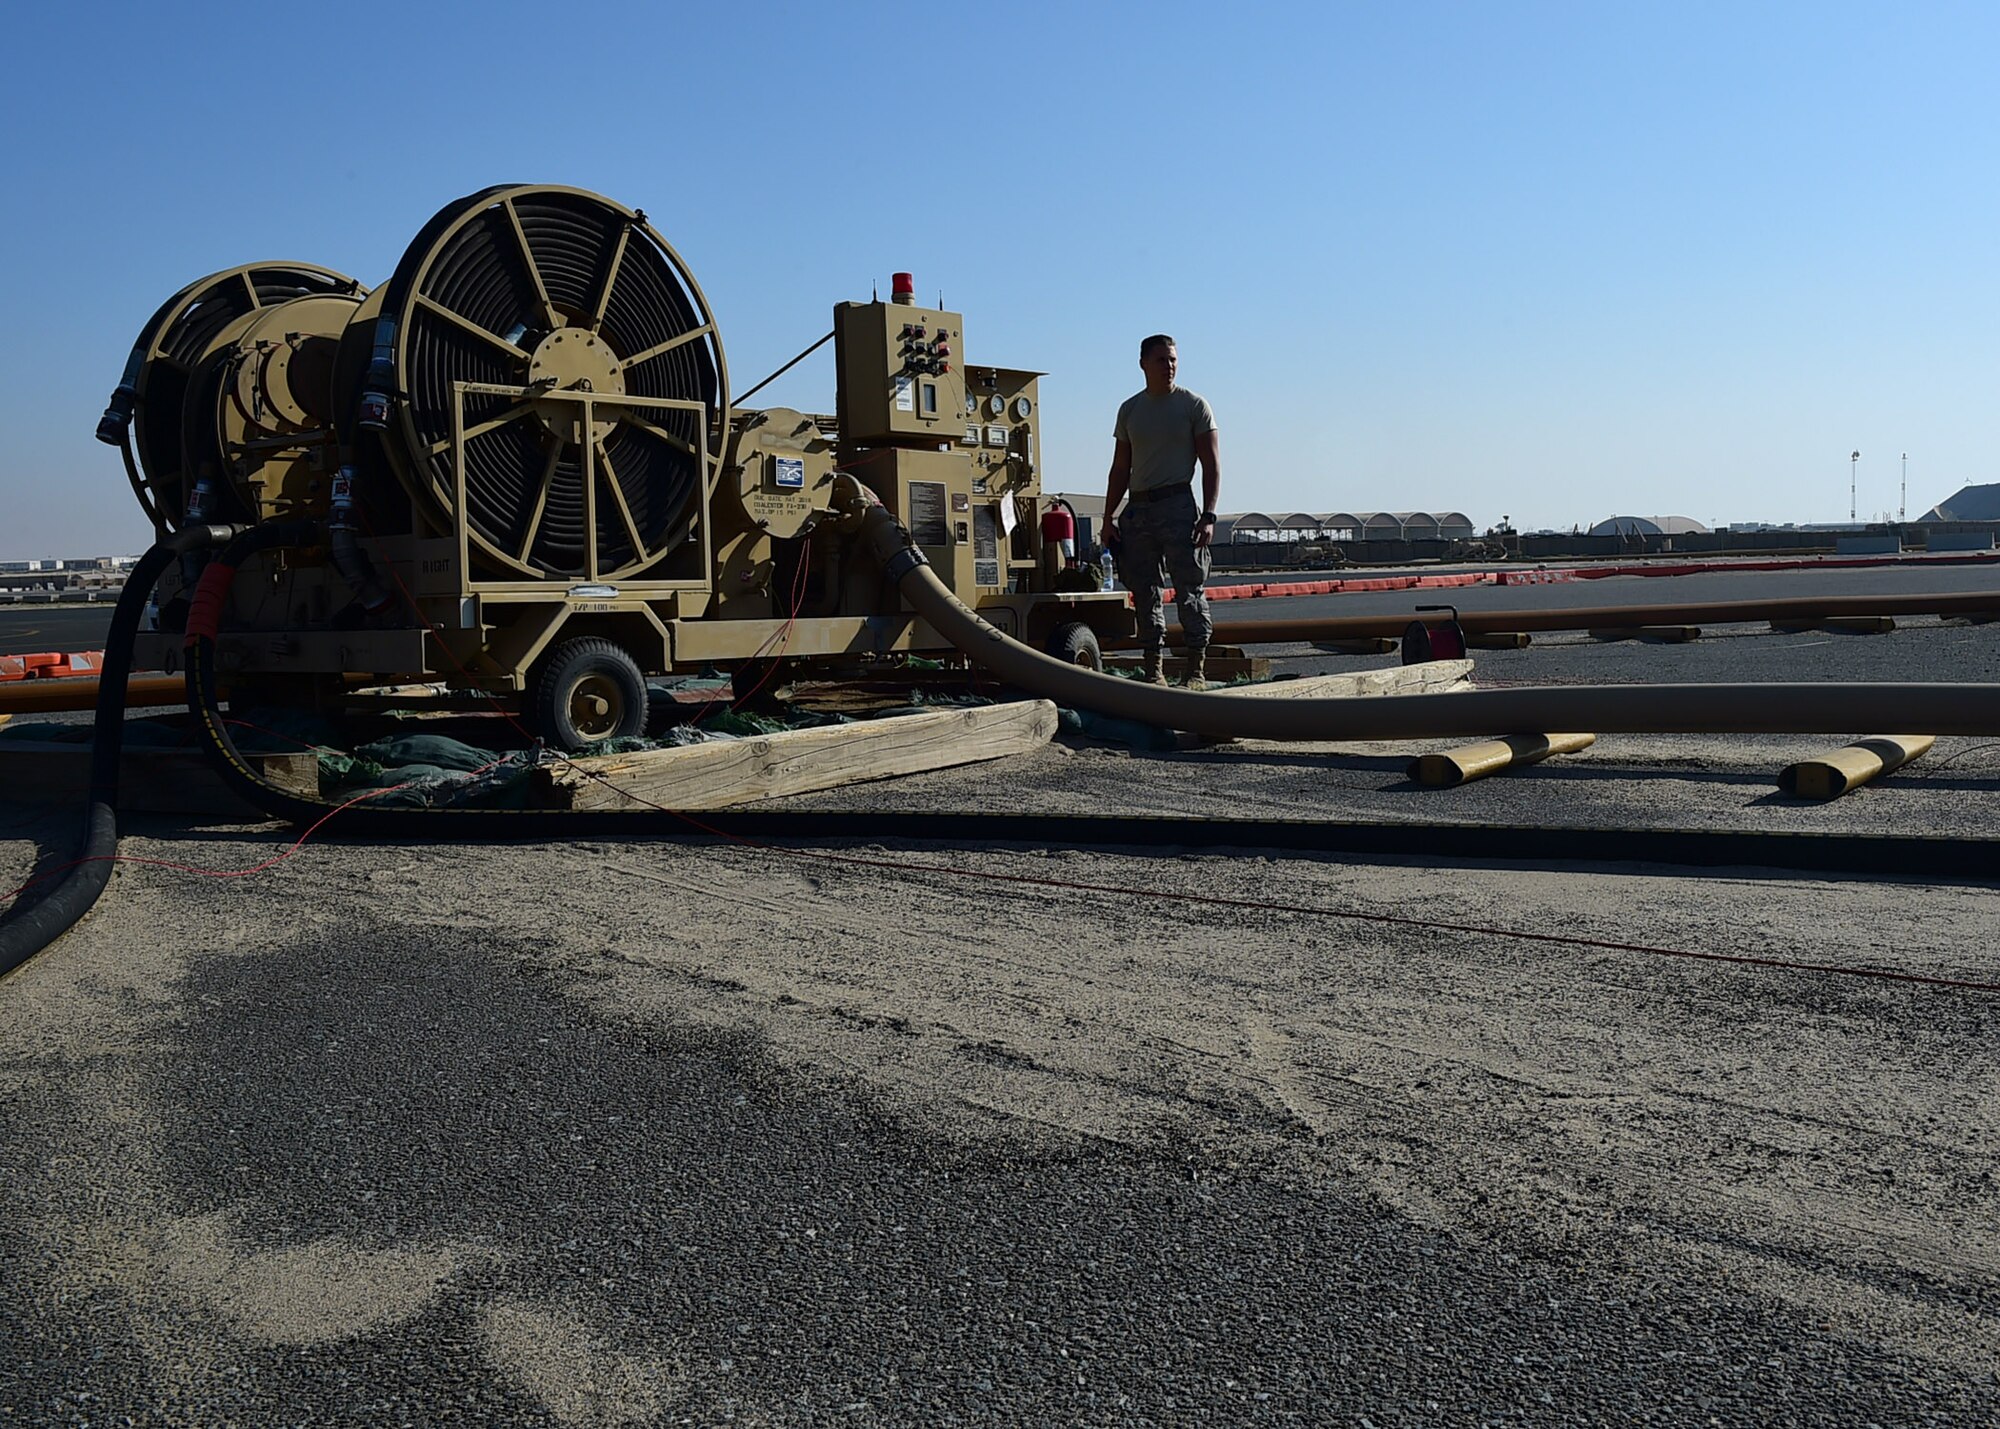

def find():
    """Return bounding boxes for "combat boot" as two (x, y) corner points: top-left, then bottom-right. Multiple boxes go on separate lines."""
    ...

(1183, 647), (1208, 691)
(1141, 646), (1166, 684)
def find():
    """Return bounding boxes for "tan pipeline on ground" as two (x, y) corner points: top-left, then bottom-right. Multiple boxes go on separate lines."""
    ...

(852, 504), (2000, 739)
(1104, 589), (2000, 649)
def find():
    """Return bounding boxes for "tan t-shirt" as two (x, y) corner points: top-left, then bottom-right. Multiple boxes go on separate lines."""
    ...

(1114, 387), (1217, 494)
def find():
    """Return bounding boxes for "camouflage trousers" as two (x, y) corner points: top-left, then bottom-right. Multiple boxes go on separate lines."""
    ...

(1116, 483), (1212, 650)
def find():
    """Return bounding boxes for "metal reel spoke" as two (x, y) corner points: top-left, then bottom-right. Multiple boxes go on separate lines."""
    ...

(515, 439), (564, 564)
(588, 223), (631, 334)
(502, 197), (562, 330)
(593, 440), (651, 566)
(425, 400), (537, 460)
(624, 323), (715, 371)
(413, 294), (531, 362)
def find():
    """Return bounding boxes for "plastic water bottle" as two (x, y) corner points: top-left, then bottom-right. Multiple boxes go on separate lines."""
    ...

(1100, 549), (1117, 591)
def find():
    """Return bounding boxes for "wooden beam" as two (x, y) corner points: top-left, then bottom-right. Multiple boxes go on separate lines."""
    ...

(1215, 659), (1474, 700)
(538, 699), (1059, 811)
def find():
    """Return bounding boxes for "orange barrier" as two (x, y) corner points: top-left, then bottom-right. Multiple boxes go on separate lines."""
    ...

(0, 650), (111, 680)
(1182, 570), (1494, 602)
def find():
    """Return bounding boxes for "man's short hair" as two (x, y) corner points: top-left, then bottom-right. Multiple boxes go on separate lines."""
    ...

(1139, 333), (1176, 359)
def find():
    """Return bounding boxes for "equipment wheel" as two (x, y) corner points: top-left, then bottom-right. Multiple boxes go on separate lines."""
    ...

(1047, 621), (1103, 671)
(530, 637), (647, 749)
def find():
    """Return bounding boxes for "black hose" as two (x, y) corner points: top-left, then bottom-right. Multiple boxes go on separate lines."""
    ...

(0, 522), (242, 980)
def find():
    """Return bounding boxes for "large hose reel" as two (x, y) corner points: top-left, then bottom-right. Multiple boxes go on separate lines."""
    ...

(349, 184), (730, 580)
(97, 263), (366, 531)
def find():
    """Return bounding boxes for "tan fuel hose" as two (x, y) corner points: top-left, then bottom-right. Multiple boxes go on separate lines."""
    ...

(851, 502), (2000, 739)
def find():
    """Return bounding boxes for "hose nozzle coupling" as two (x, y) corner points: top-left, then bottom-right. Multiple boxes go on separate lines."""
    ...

(826, 472), (883, 534)
(95, 384), (138, 445)
(95, 348), (147, 445)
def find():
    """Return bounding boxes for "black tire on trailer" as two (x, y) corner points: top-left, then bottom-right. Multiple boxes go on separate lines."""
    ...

(1047, 620), (1103, 671)
(530, 637), (648, 750)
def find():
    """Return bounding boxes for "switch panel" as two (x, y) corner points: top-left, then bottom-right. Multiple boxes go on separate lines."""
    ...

(834, 299), (967, 443)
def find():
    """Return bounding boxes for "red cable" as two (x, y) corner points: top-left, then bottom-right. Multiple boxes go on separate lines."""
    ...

(0, 783), (411, 904)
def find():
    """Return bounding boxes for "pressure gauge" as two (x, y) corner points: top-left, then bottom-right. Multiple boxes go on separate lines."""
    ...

(1013, 396), (1033, 419)
(985, 393), (1005, 417)
(965, 394), (978, 416)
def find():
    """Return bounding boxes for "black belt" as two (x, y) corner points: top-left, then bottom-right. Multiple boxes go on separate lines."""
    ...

(1127, 482), (1192, 505)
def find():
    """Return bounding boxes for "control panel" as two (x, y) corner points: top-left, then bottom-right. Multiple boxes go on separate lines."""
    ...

(833, 298), (967, 443)
(957, 365), (1042, 503)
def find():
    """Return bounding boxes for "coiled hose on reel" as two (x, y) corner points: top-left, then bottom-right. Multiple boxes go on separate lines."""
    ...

(350, 184), (728, 580)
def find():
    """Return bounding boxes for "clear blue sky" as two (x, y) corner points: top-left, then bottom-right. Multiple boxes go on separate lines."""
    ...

(4, 1), (1994, 556)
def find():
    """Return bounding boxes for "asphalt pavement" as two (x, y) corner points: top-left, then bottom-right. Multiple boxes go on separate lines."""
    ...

(5, 557), (2000, 1424)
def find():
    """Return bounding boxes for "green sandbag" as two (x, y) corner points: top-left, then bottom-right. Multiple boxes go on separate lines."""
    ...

(354, 732), (500, 773)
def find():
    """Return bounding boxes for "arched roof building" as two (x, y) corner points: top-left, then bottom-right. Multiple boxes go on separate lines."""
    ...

(1587, 515), (1711, 537)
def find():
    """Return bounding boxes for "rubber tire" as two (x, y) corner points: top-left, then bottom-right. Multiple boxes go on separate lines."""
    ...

(1047, 621), (1103, 671)
(530, 637), (648, 750)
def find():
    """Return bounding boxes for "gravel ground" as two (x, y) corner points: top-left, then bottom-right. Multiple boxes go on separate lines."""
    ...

(3, 616), (1998, 1425)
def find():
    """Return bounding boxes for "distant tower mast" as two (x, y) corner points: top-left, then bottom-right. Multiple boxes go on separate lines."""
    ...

(1900, 452), (1907, 522)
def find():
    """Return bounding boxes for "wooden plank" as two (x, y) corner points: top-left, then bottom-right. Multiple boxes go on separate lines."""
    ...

(538, 699), (1059, 811)
(1211, 659), (1474, 700)
(0, 739), (318, 816)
